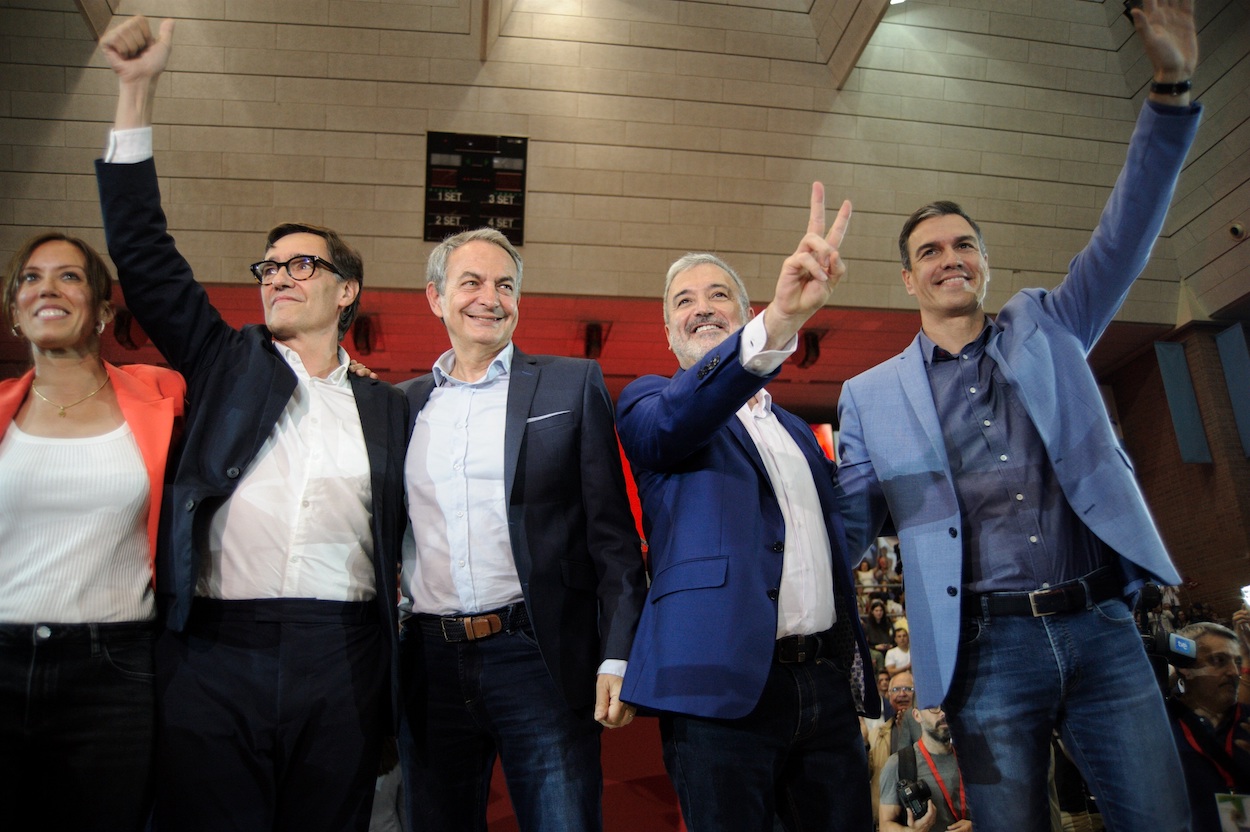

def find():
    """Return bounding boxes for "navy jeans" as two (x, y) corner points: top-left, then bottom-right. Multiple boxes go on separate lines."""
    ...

(154, 599), (386, 832)
(0, 621), (156, 832)
(946, 596), (1190, 832)
(398, 619), (604, 832)
(660, 656), (871, 832)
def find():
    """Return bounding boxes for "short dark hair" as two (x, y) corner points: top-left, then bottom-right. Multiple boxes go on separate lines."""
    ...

(4, 232), (113, 332)
(265, 222), (363, 340)
(898, 200), (987, 271)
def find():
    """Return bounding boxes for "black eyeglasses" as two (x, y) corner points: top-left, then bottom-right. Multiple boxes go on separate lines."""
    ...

(249, 255), (341, 285)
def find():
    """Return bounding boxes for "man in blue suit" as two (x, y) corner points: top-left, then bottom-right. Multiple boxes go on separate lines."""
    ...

(835, 2), (1201, 830)
(617, 187), (877, 832)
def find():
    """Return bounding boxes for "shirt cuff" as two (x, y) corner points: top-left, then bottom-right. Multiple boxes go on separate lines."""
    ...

(104, 127), (154, 164)
(597, 659), (627, 678)
(739, 310), (797, 376)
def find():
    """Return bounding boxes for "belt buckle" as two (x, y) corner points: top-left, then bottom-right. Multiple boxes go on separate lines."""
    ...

(1028, 589), (1057, 617)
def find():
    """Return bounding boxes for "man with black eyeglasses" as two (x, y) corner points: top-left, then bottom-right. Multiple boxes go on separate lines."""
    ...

(95, 16), (408, 830)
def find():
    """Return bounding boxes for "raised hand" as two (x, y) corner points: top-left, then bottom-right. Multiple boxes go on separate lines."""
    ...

(762, 182), (852, 350)
(101, 15), (174, 83)
(100, 15), (175, 130)
(1131, 0), (1198, 82)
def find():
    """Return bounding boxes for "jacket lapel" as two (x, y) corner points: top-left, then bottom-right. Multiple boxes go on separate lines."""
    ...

(896, 336), (950, 468)
(350, 376), (390, 502)
(504, 349), (539, 500)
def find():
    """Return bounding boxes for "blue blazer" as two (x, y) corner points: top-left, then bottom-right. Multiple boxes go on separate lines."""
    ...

(617, 331), (875, 720)
(402, 350), (647, 710)
(96, 157), (410, 723)
(836, 101), (1202, 709)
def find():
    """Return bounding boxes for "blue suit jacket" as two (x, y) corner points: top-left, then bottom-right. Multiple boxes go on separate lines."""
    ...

(402, 350), (647, 710)
(617, 331), (876, 719)
(96, 157), (410, 723)
(836, 101), (1201, 709)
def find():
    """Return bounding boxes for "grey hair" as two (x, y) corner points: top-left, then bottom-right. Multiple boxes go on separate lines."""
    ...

(427, 228), (523, 296)
(1178, 621), (1238, 643)
(663, 252), (751, 326)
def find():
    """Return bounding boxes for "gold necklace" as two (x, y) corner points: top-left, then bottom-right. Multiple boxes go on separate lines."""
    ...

(31, 375), (111, 417)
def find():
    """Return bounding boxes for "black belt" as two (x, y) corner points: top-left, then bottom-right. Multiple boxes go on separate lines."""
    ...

(963, 569), (1121, 618)
(416, 602), (529, 643)
(775, 629), (835, 664)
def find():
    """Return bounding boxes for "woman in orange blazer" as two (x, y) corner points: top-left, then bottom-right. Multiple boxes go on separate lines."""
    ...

(0, 232), (184, 832)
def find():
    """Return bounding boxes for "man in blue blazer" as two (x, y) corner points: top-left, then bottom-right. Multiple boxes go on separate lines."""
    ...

(98, 18), (408, 831)
(617, 189), (877, 832)
(396, 228), (647, 832)
(835, 3), (1201, 830)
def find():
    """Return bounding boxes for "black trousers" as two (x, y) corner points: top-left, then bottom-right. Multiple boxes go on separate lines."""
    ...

(153, 599), (387, 832)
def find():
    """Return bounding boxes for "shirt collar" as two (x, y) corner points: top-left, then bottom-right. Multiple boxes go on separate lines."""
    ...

(919, 318), (996, 367)
(740, 386), (773, 418)
(432, 342), (514, 387)
(275, 342), (352, 385)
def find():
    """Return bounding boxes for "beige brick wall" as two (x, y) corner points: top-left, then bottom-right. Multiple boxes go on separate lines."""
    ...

(0, 0), (1246, 322)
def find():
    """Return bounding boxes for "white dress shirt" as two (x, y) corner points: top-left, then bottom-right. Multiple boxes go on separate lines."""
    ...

(737, 313), (838, 638)
(199, 346), (375, 601)
(104, 127), (376, 603)
(401, 344), (522, 616)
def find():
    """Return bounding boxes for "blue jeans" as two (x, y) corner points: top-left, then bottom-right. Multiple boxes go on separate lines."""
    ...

(0, 621), (156, 832)
(398, 619), (604, 832)
(945, 596), (1190, 832)
(660, 657), (871, 832)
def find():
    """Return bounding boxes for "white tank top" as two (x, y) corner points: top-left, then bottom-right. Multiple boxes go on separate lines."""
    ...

(0, 421), (154, 623)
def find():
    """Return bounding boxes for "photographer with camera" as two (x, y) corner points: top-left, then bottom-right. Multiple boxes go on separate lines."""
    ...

(879, 703), (971, 832)
(1167, 613), (1250, 832)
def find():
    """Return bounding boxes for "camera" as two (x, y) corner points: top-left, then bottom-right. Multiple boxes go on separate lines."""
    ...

(1136, 583), (1197, 694)
(897, 778), (931, 822)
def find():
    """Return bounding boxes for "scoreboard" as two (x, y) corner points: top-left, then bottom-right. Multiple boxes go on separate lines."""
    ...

(424, 131), (528, 246)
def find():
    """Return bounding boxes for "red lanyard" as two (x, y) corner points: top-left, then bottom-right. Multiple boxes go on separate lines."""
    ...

(918, 741), (967, 821)
(1178, 718), (1237, 789)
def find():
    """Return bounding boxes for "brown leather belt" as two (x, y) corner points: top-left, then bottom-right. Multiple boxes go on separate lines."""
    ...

(416, 602), (529, 643)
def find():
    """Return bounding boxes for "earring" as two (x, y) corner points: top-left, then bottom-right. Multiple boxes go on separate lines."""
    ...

(1177, 676), (1186, 695)
(96, 320), (106, 335)
(10, 324), (19, 338)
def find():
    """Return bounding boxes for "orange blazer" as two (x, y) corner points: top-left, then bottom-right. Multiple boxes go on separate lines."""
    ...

(0, 362), (185, 577)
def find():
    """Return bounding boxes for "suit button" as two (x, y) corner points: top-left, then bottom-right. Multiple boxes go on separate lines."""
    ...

(947, 586), (958, 597)
(770, 541), (784, 553)
(184, 499), (195, 511)
(948, 527), (958, 538)
(767, 588), (779, 601)
(226, 467), (241, 479)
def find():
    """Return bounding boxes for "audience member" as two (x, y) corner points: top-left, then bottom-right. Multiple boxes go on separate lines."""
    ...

(1168, 616), (1250, 832)
(879, 704), (972, 831)
(886, 627), (913, 675)
(870, 671), (925, 824)
(864, 599), (897, 670)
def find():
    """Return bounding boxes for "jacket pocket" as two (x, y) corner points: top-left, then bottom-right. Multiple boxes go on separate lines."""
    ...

(649, 556), (728, 602)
